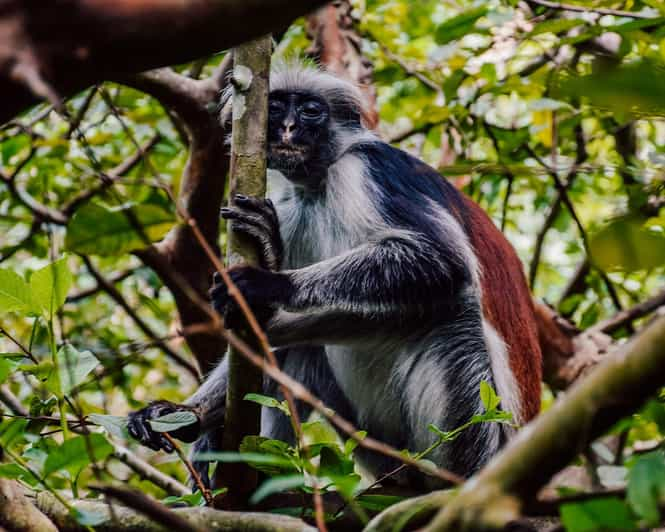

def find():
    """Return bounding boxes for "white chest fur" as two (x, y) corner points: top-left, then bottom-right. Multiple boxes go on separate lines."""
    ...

(267, 154), (386, 268)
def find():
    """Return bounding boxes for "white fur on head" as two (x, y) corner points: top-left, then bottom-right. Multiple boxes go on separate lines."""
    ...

(270, 59), (368, 129)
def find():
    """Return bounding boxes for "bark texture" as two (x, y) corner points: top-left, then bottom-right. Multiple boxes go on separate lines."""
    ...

(217, 36), (272, 504)
(35, 492), (315, 532)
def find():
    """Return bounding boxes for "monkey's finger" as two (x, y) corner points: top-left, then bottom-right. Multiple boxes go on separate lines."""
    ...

(233, 195), (279, 227)
(226, 221), (281, 271)
(221, 208), (273, 235)
(157, 434), (174, 453)
(212, 271), (222, 284)
(131, 420), (161, 451)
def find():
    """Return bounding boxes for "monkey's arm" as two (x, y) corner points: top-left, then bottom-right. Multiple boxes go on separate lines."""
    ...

(127, 358), (228, 452)
(214, 234), (471, 346)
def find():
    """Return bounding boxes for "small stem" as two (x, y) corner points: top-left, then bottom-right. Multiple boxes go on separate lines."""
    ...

(163, 433), (213, 505)
(48, 320), (69, 440)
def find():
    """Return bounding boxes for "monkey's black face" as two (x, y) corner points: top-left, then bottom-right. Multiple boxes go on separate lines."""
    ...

(267, 90), (335, 187)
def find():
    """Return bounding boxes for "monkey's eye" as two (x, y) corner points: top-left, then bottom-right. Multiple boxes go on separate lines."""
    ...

(269, 101), (286, 116)
(300, 101), (324, 120)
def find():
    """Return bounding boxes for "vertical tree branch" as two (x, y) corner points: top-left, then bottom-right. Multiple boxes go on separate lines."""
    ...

(216, 36), (272, 505)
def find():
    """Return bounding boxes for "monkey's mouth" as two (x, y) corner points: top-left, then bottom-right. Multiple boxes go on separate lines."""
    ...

(270, 143), (308, 156)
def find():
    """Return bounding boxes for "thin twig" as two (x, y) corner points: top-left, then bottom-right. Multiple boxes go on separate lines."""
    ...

(62, 134), (161, 216)
(66, 268), (140, 303)
(220, 327), (464, 485)
(527, 0), (656, 19)
(66, 86), (98, 139)
(590, 288), (665, 335)
(313, 485), (328, 532)
(163, 433), (212, 504)
(81, 255), (200, 380)
(169, 196), (303, 442)
(0, 327), (39, 363)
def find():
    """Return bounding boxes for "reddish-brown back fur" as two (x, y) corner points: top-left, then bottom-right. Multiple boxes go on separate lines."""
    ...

(462, 196), (542, 421)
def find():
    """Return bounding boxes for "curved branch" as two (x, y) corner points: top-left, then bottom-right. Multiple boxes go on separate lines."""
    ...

(62, 134), (161, 217)
(0, 0), (326, 124)
(422, 313), (665, 531)
(80, 255), (200, 380)
(36, 491), (316, 532)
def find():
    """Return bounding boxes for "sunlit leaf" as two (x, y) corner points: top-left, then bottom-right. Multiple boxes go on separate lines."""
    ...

(65, 203), (175, 256)
(302, 420), (339, 446)
(560, 497), (638, 532)
(89, 414), (129, 439)
(434, 7), (488, 45)
(47, 344), (99, 395)
(528, 18), (584, 36)
(244, 393), (290, 415)
(627, 451), (665, 526)
(479, 380), (501, 411)
(250, 474), (305, 505)
(71, 507), (108, 527)
(0, 463), (39, 486)
(149, 411), (198, 433)
(29, 257), (73, 318)
(555, 60), (665, 117)
(0, 269), (31, 315)
(44, 434), (113, 478)
(589, 215), (665, 272)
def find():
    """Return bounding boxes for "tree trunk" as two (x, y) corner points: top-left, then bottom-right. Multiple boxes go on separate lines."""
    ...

(216, 36), (272, 507)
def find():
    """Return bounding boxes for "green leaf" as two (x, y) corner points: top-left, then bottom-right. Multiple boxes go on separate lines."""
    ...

(343, 431), (366, 456)
(0, 357), (20, 383)
(163, 488), (227, 507)
(0, 418), (28, 448)
(434, 7), (488, 45)
(319, 445), (354, 477)
(71, 507), (108, 527)
(44, 434), (113, 478)
(0, 463), (39, 486)
(65, 202), (175, 256)
(479, 380), (501, 411)
(244, 393), (290, 415)
(47, 344), (99, 395)
(238, 436), (299, 475)
(627, 451), (665, 525)
(555, 60), (665, 117)
(88, 414), (129, 439)
(0, 269), (31, 314)
(560, 497), (638, 532)
(356, 494), (405, 512)
(193, 451), (293, 468)
(589, 215), (665, 272)
(302, 421), (339, 446)
(149, 411), (198, 433)
(250, 474), (305, 505)
(29, 257), (73, 317)
(528, 18), (584, 36)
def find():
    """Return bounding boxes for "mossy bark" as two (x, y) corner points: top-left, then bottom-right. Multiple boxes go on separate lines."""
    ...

(215, 35), (272, 507)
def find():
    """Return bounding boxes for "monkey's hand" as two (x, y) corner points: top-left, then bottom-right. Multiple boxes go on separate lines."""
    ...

(221, 194), (283, 271)
(127, 400), (201, 453)
(210, 266), (293, 330)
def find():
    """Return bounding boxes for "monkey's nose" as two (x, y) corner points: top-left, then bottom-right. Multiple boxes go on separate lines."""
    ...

(281, 120), (296, 143)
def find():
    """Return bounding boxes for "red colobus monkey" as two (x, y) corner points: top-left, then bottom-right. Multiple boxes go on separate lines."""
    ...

(128, 62), (542, 488)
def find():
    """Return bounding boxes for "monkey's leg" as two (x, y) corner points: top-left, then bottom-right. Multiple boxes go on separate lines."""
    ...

(262, 346), (356, 443)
